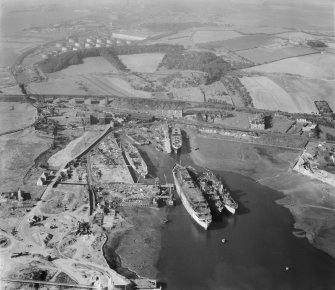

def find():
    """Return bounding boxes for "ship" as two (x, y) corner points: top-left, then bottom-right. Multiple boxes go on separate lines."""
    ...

(172, 164), (212, 230)
(171, 127), (182, 154)
(187, 167), (224, 214)
(122, 141), (148, 177)
(201, 169), (238, 214)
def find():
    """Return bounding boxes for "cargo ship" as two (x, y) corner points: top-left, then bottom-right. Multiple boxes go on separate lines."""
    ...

(171, 127), (182, 154)
(122, 141), (148, 177)
(187, 167), (224, 214)
(172, 164), (212, 230)
(201, 169), (238, 214)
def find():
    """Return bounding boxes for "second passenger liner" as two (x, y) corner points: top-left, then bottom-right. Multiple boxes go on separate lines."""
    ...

(172, 164), (212, 230)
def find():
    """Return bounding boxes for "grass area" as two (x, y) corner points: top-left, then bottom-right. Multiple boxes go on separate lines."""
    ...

(198, 34), (274, 51)
(119, 53), (165, 73)
(0, 130), (52, 192)
(192, 30), (242, 43)
(237, 46), (317, 65)
(268, 74), (335, 114)
(0, 102), (37, 134)
(57, 57), (119, 75)
(240, 76), (306, 113)
(243, 52), (335, 80)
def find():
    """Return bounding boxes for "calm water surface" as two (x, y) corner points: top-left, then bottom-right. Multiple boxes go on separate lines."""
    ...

(142, 141), (335, 290)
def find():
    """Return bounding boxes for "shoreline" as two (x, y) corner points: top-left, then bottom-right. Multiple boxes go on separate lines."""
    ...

(187, 129), (335, 259)
(103, 206), (168, 280)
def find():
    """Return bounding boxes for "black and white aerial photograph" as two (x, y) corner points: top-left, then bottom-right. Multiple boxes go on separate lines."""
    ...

(0, 0), (335, 289)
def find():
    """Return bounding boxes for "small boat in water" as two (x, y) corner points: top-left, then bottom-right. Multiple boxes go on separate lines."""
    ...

(221, 238), (227, 244)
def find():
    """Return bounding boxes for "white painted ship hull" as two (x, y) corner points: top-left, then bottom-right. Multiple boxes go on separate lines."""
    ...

(173, 172), (210, 230)
(225, 204), (236, 214)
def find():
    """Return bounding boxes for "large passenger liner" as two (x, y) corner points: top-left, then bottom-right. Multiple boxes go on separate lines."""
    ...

(172, 164), (212, 230)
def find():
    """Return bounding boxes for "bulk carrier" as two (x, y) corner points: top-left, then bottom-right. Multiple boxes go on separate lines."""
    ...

(172, 164), (212, 230)
(171, 127), (182, 154)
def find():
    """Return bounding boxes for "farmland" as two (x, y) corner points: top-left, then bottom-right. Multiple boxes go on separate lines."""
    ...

(198, 34), (275, 51)
(192, 30), (242, 44)
(119, 53), (165, 73)
(240, 76), (307, 113)
(171, 86), (204, 102)
(243, 52), (335, 80)
(236, 46), (317, 65)
(57, 57), (119, 75)
(276, 31), (334, 43)
(269, 74), (335, 113)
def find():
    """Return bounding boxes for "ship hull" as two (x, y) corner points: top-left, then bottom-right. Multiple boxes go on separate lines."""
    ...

(173, 172), (210, 230)
(224, 204), (236, 214)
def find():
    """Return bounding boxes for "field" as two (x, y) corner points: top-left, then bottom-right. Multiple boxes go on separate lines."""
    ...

(0, 130), (52, 192)
(171, 86), (204, 102)
(192, 30), (242, 44)
(236, 46), (317, 65)
(243, 52), (335, 80)
(56, 57), (119, 75)
(268, 75), (335, 113)
(119, 53), (165, 73)
(276, 32), (334, 43)
(0, 102), (37, 134)
(29, 73), (152, 98)
(240, 76), (311, 113)
(198, 34), (275, 51)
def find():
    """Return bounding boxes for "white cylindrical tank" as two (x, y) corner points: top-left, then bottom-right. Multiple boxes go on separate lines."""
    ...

(68, 38), (75, 43)
(55, 43), (62, 48)
(41, 54), (48, 59)
(96, 39), (102, 44)
(73, 47), (78, 51)
(96, 44), (101, 48)
(61, 47), (68, 52)
(74, 42), (81, 48)
(106, 39), (112, 44)
(87, 38), (92, 43)
(85, 43), (91, 48)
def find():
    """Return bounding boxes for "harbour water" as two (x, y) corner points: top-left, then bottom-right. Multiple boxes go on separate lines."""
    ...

(157, 169), (335, 290)
(141, 138), (335, 290)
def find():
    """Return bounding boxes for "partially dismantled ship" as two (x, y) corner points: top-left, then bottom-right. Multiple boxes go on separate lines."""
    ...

(122, 141), (148, 177)
(187, 167), (224, 214)
(172, 164), (212, 230)
(200, 169), (238, 214)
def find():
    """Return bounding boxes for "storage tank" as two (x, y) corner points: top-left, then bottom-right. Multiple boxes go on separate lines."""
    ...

(74, 42), (81, 48)
(55, 43), (62, 48)
(68, 38), (75, 43)
(61, 47), (68, 52)
(96, 39), (102, 44)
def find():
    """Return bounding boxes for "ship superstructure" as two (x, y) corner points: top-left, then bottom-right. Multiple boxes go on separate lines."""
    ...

(172, 164), (212, 230)
(188, 167), (224, 214)
(171, 127), (182, 154)
(201, 169), (238, 214)
(122, 140), (148, 177)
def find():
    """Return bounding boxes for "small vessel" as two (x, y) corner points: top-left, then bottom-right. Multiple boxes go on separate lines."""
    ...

(171, 127), (182, 154)
(122, 140), (148, 177)
(172, 164), (212, 230)
(221, 238), (227, 244)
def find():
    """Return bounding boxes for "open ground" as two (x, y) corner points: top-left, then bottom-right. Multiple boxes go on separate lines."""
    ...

(119, 53), (165, 73)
